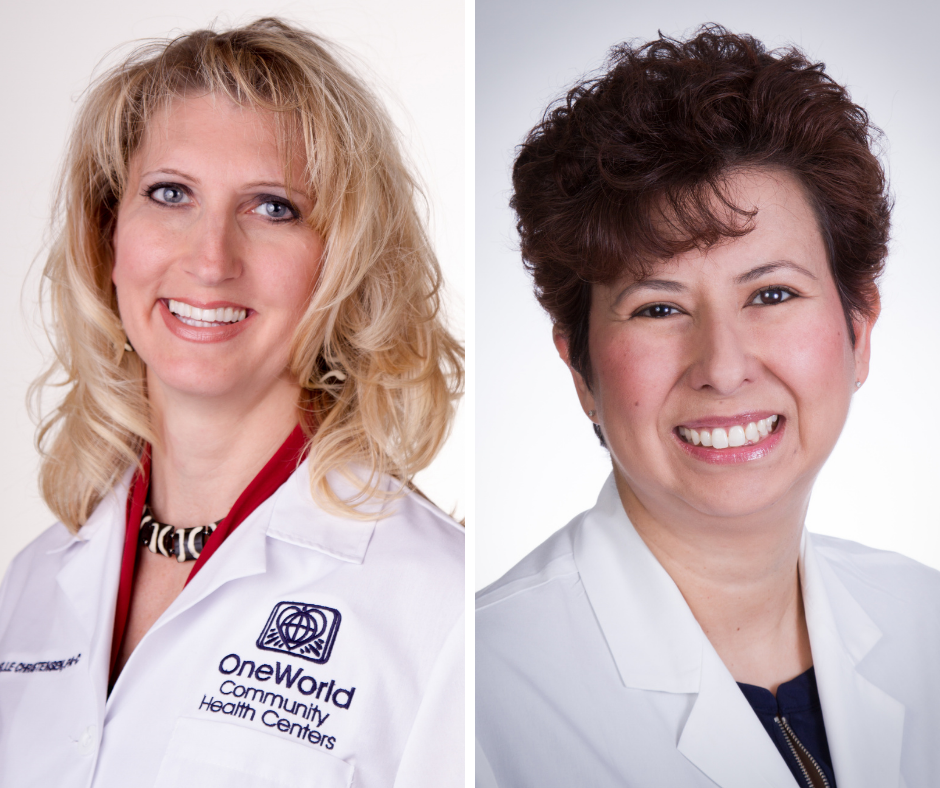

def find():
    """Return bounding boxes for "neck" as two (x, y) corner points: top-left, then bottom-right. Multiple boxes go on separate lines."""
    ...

(614, 470), (813, 694)
(147, 375), (301, 529)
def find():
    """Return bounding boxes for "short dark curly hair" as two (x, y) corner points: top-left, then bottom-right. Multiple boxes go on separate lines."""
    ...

(511, 24), (890, 390)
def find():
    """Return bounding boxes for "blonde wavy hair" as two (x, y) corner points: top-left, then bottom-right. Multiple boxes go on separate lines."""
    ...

(33, 17), (464, 532)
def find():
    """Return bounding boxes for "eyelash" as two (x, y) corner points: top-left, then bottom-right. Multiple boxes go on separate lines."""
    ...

(631, 287), (799, 319)
(633, 303), (681, 319)
(748, 286), (799, 306)
(143, 183), (301, 223)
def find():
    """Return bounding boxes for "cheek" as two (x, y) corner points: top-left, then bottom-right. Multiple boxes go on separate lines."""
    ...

(262, 237), (323, 313)
(765, 309), (853, 402)
(590, 330), (678, 424)
(111, 219), (168, 293)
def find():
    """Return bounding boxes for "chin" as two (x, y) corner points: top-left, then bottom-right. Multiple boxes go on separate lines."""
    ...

(145, 358), (245, 400)
(680, 491), (783, 521)
(673, 468), (816, 523)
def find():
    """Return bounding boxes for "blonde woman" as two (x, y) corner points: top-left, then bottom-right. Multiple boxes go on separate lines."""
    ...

(0, 19), (463, 788)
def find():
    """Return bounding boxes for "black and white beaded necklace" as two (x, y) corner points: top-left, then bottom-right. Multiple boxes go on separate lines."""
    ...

(138, 504), (222, 563)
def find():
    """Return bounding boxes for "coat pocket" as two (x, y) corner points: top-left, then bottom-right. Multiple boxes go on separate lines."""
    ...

(153, 717), (353, 788)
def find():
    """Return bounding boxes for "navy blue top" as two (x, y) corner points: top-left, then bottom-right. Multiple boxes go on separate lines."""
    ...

(737, 667), (837, 787)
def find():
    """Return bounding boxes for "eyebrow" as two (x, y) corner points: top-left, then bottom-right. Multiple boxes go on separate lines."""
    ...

(734, 260), (818, 285)
(143, 169), (292, 193)
(615, 260), (818, 304)
(613, 278), (687, 305)
(144, 168), (201, 185)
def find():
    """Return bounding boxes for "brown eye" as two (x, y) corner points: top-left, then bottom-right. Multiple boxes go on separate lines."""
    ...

(752, 288), (795, 306)
(636, 304), (679, 318)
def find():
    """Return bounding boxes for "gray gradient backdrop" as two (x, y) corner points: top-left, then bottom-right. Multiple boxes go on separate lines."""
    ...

(476, 0), (940, 589)
(0, 0), (465, 579)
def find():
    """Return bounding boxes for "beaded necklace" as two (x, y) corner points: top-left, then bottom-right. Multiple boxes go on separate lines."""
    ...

(138, 504), (222, 562)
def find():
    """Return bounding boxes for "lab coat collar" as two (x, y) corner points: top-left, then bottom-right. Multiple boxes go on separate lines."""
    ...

(800, 531), (905, 788)
(46, 470), (136, 555)
(54, 477), (130, 705)
(573, 474), (703, 693)
(263, 460), (377, 565)
(573, 475), (794, 787)
(51, 458), (379, 706)
(573, 473), (906, 788)
(159, 460), (378, 627)
(53, 477), (131, 637)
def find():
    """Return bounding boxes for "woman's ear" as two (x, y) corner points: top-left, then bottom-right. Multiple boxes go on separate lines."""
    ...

(553, 326), (597, 421)
(852, 297), (880, 388)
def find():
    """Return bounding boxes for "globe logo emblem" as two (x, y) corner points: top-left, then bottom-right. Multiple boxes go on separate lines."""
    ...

(257, 601), (342, 664)
(276, 605), (326, 650)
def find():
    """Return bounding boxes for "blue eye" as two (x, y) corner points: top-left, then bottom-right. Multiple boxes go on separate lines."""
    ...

(635, 303), (680, 319)
(253, 200), (297, 221)
(751, 287), (796, 306)
(148, 185), (189, 205)
(251, 194), (300, 222)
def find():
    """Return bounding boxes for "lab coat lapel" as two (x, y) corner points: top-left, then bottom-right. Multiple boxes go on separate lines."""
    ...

(53, 481), (128, 696)
(573, 476), (797, 788)
(157, 498), (270, 625)
(572, 476), (700, 693)
(678, 645), (799, 788)
(801, 534), (905, 788)
(146, 462), (377, 631)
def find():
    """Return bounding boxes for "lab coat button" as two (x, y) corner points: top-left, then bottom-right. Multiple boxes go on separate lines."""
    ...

(77, 725), (96, 755)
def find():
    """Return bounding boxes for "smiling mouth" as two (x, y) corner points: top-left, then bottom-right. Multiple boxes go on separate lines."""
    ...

(677, 415), (780, 449)
(167, 299), (248, 327)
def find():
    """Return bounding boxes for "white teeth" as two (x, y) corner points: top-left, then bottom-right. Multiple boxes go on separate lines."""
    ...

(167, 300), (247, 325)
(711, 427), (729, 449)
(679, 416), (780, 449)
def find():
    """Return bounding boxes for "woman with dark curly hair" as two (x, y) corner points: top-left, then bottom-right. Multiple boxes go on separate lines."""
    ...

(476, 26), (940, 788)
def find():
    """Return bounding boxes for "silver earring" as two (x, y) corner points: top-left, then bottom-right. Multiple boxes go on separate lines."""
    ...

(124, 337), (134, 353)
(855, 381), (861, 389)
(588, 410), (596, 418)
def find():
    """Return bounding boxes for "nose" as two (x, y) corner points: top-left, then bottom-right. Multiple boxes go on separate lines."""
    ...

(184, 208), (243, 285)
(686, 309), (754, 395)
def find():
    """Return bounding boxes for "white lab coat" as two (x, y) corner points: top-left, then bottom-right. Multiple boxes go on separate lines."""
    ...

(476, 475), (940, 788)
(0, 459), (464, 788)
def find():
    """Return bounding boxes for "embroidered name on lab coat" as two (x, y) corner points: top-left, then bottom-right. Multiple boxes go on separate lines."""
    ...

(0, 654), (81, 674)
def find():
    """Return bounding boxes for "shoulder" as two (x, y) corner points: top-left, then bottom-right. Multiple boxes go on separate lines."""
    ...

(0, 480), (125, 594)
(476, 514), (583, 622)
(5, 520), (74, 569)
(809, 532), (940, 651)
(0, 521), (72, 597)
(810, 531), (940, 600)
(0, 486), (125, 632)
(380, 487), (464, 566)
(368, 487), (465, 599)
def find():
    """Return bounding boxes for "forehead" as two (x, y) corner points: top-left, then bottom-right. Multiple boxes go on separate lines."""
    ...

(130, 93), (307, 185)
(621, 169), (829, 287)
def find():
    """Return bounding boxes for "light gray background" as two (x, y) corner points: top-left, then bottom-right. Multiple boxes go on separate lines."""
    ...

(476, 0), (940, 589)
(0, 0), (465, 579)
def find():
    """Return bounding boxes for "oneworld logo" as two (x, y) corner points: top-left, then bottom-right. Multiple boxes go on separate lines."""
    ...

(256, 601), (341, 664)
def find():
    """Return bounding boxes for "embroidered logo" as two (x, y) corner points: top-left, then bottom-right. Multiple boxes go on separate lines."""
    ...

(256, 602), (342, 664)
